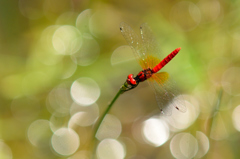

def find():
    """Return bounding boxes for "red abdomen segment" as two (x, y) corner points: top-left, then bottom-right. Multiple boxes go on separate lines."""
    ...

(152, 47), (181, 73)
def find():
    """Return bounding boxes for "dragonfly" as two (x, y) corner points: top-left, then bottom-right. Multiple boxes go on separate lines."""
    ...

(120, 22), (187, 115)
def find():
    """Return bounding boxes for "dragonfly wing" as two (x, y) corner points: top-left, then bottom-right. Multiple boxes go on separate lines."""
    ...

(120, 22), (147, 69)
(140, 23), (162, 69)
(148, 72), (187, 115)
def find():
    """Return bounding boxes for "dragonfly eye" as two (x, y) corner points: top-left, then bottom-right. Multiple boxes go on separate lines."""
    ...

(130, 79), (137, 85)
(127, 74), (138, 86)
(126, 78), (137, 85)
(128, 74), (134, 79)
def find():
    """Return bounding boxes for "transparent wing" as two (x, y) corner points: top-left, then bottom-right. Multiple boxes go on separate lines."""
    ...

(148, 72), (187, 115)
(140, 23), (162, 69)
(120, 22), (147, 69)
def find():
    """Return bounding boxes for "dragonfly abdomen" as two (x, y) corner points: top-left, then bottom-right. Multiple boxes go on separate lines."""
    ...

(152, 47), (181, 73)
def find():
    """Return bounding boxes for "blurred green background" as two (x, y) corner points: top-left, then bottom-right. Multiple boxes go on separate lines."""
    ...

(1, 0), (240, 159)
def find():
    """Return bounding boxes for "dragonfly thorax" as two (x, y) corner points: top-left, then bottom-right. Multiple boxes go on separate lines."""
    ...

(136, 68), (152, 82)
(127, 68), (153, 86)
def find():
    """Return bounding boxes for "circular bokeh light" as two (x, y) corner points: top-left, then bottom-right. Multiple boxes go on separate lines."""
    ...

(96, 114), (122, 140)
(70, 77), (100, 106)
(76, 9), (92, 33)
(97, 139), (125, 159)
(170, 1), (201, 31)
(72, 34), (100, 66)
(51, 128), (80, 156)
(52, 25), (82, 55)
(111, 45), (135, 65)
(69, 103), (99, 127)
(195, 131), (210, 158)
(142, 117), (169, 147)
(170, 133), (198, 158)
(27, 119), (52, 147)
(0, 141), (12, 159)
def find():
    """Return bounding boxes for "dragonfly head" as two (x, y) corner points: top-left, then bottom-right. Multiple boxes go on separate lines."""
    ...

(127, 74), (138, 86)
(121, 74), (139, 92)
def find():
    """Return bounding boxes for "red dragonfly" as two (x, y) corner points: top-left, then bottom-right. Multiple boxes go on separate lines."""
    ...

(120, 22), (186, 115)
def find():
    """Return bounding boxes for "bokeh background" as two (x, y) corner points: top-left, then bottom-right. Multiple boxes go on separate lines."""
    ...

(1, 0), (240, 158)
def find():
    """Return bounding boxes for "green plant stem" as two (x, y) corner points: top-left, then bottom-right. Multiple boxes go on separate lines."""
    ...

(93, 88), (124, 138)
(91, 82), (130, 158)
(207, 88), (223, 136)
